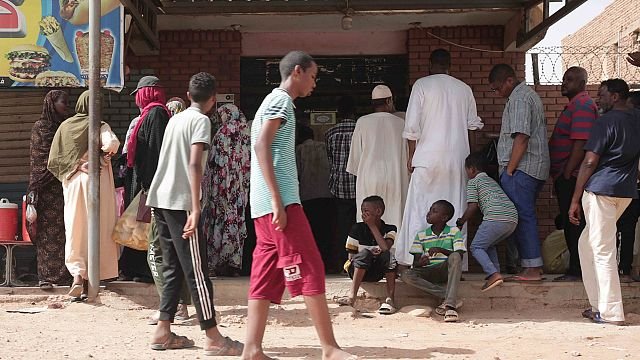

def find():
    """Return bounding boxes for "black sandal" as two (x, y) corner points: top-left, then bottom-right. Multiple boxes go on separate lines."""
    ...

(39, 281), (53, 290)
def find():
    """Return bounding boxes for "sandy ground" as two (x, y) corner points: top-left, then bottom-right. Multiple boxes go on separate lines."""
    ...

(1, 291), (639, 360)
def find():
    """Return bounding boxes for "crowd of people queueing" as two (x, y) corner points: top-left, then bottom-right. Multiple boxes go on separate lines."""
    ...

(23, 48), (640, 357)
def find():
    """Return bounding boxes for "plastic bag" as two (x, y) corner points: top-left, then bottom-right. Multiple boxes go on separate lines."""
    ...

(26, 204), (37, 224)
(112, 192), (150, 251)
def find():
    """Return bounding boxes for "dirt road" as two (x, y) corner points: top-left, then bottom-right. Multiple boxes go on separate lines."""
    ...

(0, 291), (638, 360)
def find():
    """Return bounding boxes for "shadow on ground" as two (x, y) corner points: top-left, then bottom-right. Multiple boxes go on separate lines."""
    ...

(264, 345), (475, 359)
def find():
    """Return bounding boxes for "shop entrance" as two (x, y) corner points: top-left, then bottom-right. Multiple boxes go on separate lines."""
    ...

(240, 55), (408, 136)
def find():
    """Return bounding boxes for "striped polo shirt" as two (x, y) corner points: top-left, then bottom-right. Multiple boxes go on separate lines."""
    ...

(250, 88), (300, 218)
(466, 172), (518, 224)
(548, 91), (597, 178)
(409, 226), (465, 267)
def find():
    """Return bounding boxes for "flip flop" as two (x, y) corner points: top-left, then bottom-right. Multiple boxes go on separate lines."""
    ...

(203, 336), (244, 356)
(444, 309), (459, 322)
(150, 332), (195, 351)
(39, 281), (53, 290)
(481, 278), (503, 292)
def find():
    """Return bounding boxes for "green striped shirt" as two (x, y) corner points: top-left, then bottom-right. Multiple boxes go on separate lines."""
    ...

(410, 226), (465, 267)
(250, 88), (300, 218)
(466, 172), (518, 223)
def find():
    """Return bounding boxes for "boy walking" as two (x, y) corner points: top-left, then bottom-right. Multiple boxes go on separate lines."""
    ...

(146, 72), (242, 355)
(242, 51), (355, 360)
(337, 196), (398, 314)
(456, 152), (518, 292)
(402, 200), (465, 322)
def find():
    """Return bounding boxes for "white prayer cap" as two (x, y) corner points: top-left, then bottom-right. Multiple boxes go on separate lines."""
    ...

(371, 85), (393, 100)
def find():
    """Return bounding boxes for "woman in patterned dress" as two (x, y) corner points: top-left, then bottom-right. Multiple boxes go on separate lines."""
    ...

(201, 104), (251, 276)
(27, 90), (73, 289)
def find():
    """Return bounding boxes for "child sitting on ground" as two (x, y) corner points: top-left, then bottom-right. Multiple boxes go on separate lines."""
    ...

(337, 195), (398, 314)
(402, 200), (465, 322)
(456, 152), (518, 292)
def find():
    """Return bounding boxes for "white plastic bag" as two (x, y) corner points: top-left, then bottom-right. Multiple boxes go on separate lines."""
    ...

(26, 204), (37, 224)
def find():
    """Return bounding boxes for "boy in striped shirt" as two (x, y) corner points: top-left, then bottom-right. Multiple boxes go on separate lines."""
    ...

(242, 51), (354, 360)
(456, 152), (518, 292)
(402, 200), (465, 322)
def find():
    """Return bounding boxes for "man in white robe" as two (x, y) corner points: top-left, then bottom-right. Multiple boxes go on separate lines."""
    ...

(395, 49), (484, 268)
(347, 85), (409, 229)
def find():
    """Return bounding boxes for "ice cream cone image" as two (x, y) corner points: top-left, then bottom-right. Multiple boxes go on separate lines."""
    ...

(39, 16), (73, 63)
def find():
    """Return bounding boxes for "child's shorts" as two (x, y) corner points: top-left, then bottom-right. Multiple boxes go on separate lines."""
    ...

(346, 250), (395, 282)
(249, 204), (326, 303)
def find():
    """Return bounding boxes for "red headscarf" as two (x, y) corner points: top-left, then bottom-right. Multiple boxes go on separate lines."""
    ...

(126, 86), (170, 168)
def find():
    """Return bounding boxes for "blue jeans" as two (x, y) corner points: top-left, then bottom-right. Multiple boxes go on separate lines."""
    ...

(470, 220), (517, 276)
(500, 170), (545, 268)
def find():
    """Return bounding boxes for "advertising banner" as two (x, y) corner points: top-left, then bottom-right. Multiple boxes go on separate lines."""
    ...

(0, 0), (124, 90)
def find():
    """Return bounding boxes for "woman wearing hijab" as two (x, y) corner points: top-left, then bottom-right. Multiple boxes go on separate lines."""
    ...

(118, 76), (171, 283)
(201, 104), (251, 276)
(28, 90), (73, 290)
(48, 90), (120, 298)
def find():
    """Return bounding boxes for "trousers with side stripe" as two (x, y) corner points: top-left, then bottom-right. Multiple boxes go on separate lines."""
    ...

(154, 208), (217, 330)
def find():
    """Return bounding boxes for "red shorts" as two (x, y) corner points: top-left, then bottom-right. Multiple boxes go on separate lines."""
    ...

(249, 204), (326, 303)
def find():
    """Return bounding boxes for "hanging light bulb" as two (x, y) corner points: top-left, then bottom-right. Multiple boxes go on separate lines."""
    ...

(341, 14), (353, 30)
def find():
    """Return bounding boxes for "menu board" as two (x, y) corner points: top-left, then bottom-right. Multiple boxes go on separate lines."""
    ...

(0, 0), (124, 90)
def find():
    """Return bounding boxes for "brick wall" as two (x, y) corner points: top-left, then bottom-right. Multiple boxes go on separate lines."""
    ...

(562, 0), (640, 49)
(97, 30), (242, 140)
(407, 27), (561, 240)
(561, 0), (640, 84)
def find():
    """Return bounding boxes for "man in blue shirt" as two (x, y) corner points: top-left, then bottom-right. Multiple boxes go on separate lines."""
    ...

(569, 79), (640, 325)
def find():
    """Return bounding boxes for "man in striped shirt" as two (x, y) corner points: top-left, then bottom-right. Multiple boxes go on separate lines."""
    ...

(490, 64), (550, 282)
(549, 67), (597, 282)
(402, 200), (465, 322)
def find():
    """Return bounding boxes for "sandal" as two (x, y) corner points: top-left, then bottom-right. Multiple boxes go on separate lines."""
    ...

(435, 300), (463, 316)
(150, 332), (195, 351)
(203, 336), (244, 356)
(39, 281), (53, 291)
(444, 309), (459, 322)
(68, 283), (83, 298)
(377, 298), (397, 315)
(481, 278), (503, 292)
(582, 308), (598, 320)
(334, 296), (354, 307)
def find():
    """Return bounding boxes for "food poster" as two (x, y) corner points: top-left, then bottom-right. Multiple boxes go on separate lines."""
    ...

(0, 0), (124, 90)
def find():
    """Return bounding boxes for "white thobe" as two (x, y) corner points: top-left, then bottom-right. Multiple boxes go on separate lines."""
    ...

(395, 74), (483, 267)
(346, 112), (409, 229)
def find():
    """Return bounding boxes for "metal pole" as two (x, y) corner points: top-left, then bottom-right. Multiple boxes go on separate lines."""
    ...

(87, 0), (102, 301)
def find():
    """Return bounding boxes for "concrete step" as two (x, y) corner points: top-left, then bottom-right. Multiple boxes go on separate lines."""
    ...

(3, 275), (639, 313)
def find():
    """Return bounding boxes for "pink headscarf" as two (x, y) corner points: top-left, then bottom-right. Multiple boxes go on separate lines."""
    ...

(126, 87), (170, 168)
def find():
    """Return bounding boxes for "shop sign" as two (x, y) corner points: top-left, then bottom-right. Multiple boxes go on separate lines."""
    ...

(0, 0), (124, 90)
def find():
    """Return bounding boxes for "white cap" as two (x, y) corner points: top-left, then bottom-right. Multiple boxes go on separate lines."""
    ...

(371, 85), (393, 100)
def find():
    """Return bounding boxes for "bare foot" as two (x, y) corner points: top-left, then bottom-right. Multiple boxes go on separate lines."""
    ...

(324, 347), (357, 360)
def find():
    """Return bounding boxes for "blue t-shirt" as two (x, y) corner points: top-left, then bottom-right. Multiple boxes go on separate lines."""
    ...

(584, 109), (640, 198)
(250, 88), (300, 218)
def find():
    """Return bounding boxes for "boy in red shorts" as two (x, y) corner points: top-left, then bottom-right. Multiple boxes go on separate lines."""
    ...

(241, 51), (356, 360)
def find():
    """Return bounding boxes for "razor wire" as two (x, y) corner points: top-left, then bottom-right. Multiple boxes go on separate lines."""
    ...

(527, 46), (640, 86)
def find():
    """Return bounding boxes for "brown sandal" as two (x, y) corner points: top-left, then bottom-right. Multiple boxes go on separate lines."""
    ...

(150, 332), (195, 351)
(203, 336), (244, 356)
